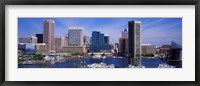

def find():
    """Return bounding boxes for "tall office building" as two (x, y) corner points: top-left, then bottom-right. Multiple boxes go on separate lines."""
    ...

(63, 37), (68, 47)
(128, 21), (141, 66)
(104, 35), (110, 44)
(36, 34), (43, 43)
(43, 19), (55, 52)
(55, 37), (65, 52)
(83, 36), (90, 45)
(90, 31), (112, 51)
(119, 28), (128, 54)
(122, 28), (128, 38)
(83, 36), (90, 49)
(119, 38), (128, 53)
(68, 28), (83, 46)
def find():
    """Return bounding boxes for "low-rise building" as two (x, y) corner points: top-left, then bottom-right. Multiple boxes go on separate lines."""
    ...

(61, 46), (86, 54)
(35, 43), (47, 54)
(141, 44), (156, 56)
(18, 43), (36, 55)
(159, 45), (171, 58)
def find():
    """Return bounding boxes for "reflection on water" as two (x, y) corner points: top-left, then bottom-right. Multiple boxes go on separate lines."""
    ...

(18, 57), (181, 68)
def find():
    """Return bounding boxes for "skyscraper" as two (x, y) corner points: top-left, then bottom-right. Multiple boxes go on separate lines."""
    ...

(119, 38), (128, 53)
(83, 36), (90, 49)
(68, 27), (83, 46)
(128, 21), (141, 66)
(90, 31), (112, 51)
(63, 37), (68, 47)
(122, 28), (128, 38)
(119, 28), (128, 54)
(43, 19), (55, 53)
(104, 35), (110, 44)
(36, 34), (43, 43)
(55, 37), (65, 52)
(83, 36), (90, 45)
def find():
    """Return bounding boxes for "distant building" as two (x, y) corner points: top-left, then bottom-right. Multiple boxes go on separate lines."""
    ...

(55, 37), (66, 52)
(36, 34), (43, 43)
(155, 47), (161, 58)
(35, 43), (47, 54)
(122, 28), (128, 38)
(61, 46), (86, 54)
(104, 35), (110, 44)
(159, 45), (171, 58)
(43, 19), (55, 53)
(141, 44), (156, 56)
(83, 36), (90, 48)
(31, 36), (37, 44)
(19, 36), (37, 44)
(128, 21), (141, 66)
(18, 43), (36, 55)
(111, 43), (119, 54)
(167, 41), (182, 61)
(90, 31), (112, 52)
(119, 28), (128, 54)
(68, 28), (83, 46)
(63, 37), (68, 47)
(19, 38), (30, 43)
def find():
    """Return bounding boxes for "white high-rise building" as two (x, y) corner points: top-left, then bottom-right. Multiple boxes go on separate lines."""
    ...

(68, 27), (83, 46)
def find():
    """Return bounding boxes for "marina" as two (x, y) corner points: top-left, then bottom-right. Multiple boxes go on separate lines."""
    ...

(18, 56), (180, 68)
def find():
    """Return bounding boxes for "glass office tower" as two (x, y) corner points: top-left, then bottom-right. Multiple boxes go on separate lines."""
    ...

(128, 21), (141, 66)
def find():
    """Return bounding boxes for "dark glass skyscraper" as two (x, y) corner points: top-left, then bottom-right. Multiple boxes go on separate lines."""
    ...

(36, 34), (43, 43)
(128, 21), (141, 66)
(90, 31), (112, 52)
(104, 35), (110, 44)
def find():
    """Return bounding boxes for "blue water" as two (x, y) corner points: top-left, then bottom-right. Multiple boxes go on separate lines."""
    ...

(18, 57), (181, 68)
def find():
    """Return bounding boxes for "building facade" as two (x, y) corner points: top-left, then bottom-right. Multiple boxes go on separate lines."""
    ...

(18, 43), (36, 55)
(128, 21), (141, 66)
(104, 35), (110, 44)
(43, 19), (55, 53)
(55, 37), (65, 52)
(119, 38), (128, 53)
(141, 44), (156, 56)
(90, 31), (112, 52)
(36, 34), (43, 43)
(61, 46), (86, 54)
(35, 43), (47, 54)
(68, 28), (83, 46)
(119, 28), (128, 54)
(122, 28), (128, 38)
(159, 45), (171, 58)
(19, 36), (37, 44)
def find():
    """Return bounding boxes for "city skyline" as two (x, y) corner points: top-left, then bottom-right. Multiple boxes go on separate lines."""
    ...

(18, 18), (182, 47)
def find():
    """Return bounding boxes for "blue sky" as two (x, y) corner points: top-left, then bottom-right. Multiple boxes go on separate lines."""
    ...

(18, 18), (182, 47)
